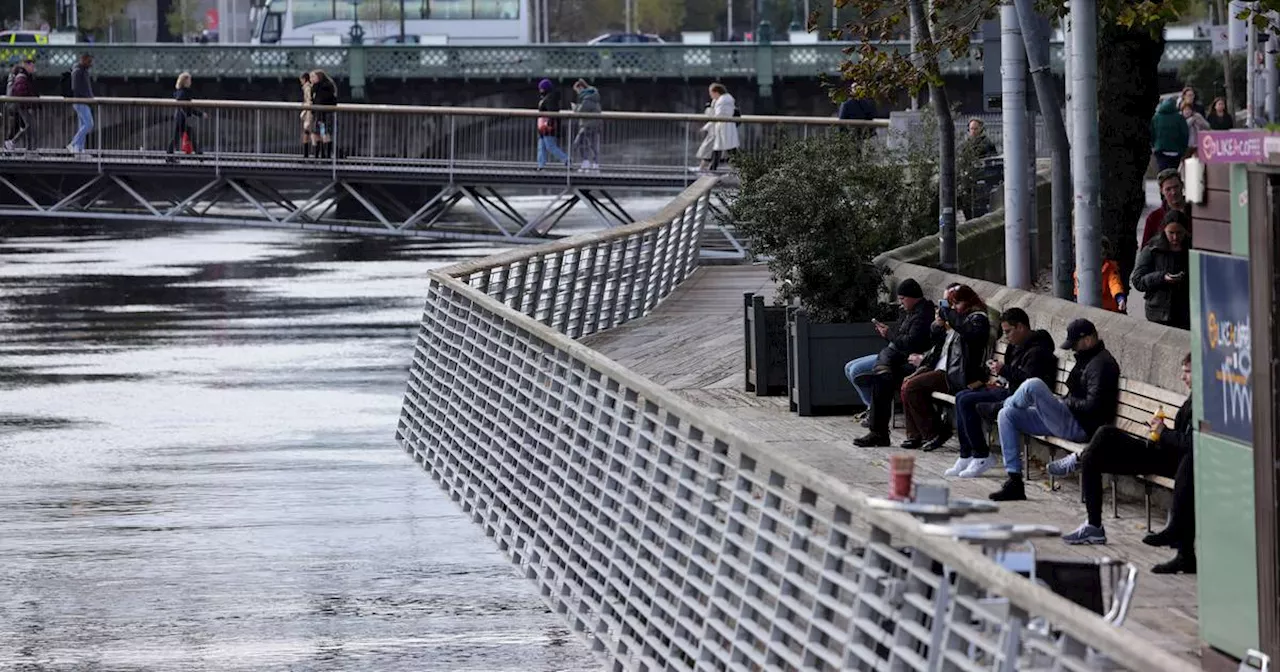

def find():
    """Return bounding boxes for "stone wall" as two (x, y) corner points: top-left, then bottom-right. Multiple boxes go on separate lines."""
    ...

(876, 170), (1053, 284)
(878, 260), (1191, 392)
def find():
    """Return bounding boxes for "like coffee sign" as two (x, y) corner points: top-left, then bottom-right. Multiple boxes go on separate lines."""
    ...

(1198, 130), (1268, 164)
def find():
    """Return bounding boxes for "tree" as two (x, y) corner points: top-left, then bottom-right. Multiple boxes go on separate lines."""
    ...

(635, 0), (685, 34)
(0, 0), (56, 28)
(165, 0), (202, 41)
(77, 0), (131, 33)
(830, 0), (1192, 284)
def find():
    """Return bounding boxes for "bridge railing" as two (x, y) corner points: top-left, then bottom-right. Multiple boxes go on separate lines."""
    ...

(397, 177), (1199, 672)
(21, 40), (1208, 79)
(0, 96), (881, 179)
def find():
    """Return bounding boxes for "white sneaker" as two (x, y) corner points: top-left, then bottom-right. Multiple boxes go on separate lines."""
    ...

(580, 160), (591, 170)
(66, 143), (78, 154)
(958, 456), (998, 478)
(943, 457), (973, 477)
(3, 140), (13, 151)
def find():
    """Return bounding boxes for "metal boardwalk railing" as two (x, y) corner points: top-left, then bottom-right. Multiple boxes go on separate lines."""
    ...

(395, 177), (1200, 672)
(23, 40), (1209, 80)
(0, 97), (873, 247)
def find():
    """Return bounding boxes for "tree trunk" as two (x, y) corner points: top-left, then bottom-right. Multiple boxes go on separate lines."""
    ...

(1097, 22), (1165, 289)
(906, 0), (957, 272)
(1014, 0), (1072, 299)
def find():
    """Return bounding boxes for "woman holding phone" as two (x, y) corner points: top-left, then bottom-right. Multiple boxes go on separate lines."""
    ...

(1131, 210), (1192, 330)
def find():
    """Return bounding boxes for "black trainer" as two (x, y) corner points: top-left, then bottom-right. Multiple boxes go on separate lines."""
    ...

(1142, 528), (1177, 548)
(921, 426), (953, 452)
(1152, 553), (1197, 575)
(900, 438), (924, 450)
(989, 474), (1026, 501)
(853, 432), (890, 447)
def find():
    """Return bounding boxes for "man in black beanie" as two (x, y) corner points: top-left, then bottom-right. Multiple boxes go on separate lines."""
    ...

(849, 277), (935, 447)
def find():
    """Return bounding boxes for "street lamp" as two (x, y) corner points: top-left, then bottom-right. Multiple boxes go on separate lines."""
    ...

(349, 0), (365, 44)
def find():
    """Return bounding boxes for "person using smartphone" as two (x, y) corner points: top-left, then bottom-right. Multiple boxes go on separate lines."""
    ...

(1131, 210), (1191, 330)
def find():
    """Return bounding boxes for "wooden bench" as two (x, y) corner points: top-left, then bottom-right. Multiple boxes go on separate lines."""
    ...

(928, 341), (1185, 530)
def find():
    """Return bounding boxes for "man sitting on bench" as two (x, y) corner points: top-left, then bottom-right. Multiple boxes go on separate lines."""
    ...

(852, 279), (937, 448)
(945, 307), (1057, 478)
(989, 319), (1120, 502)
(1053, 354), (1196, 574)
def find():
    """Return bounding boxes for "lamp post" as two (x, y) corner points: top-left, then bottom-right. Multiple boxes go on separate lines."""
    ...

(399, 0), (406, 43)
(349, 0), (365, 44)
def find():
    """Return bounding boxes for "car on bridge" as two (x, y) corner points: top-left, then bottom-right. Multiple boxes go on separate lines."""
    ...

(0, 30), (48, 65)
(587, 33), (665, 44)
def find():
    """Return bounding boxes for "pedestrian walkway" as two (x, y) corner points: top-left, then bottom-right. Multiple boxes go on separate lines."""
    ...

(581, 263), (1201, 662)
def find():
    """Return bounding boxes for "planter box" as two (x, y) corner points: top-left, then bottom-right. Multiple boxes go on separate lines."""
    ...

(744, 292), (788, 396)
(787, 307), (883, 416)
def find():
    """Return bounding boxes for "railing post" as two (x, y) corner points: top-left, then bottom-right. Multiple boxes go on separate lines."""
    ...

(254, 109), (262, 155)
(448, 115), (456, 178)
(348, 45), (367, 101)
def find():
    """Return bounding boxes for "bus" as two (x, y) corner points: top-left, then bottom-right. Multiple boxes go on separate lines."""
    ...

(249, 0), (531, 45)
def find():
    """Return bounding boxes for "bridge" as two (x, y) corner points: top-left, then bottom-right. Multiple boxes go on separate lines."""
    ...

(395, 177), (1203, 671)
(0, 97), (876, 255)
(19, 40), (1209, 107)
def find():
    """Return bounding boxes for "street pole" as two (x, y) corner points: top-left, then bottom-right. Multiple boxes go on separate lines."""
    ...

(19, 0), (24, 29)
(1070, 0), (1101, 307)
(727, 0), (733, 40)
(1001, 0), (1030, 289)
(1268, 31), (1278, 123)
(399, 0), (406, 43)
(1015, 0), (1073, 299)
(1248, 12), (1257, 126)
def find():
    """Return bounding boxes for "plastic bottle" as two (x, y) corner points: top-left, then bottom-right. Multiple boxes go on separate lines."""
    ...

(1149, 406), (1165, 442)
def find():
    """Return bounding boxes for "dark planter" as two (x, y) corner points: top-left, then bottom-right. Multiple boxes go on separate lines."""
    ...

(744, 292), (789, 396)
(787, 307), (883, 416)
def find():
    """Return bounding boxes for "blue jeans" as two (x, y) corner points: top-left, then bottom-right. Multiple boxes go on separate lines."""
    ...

(997, 378), (1087, 474)
(843, 354), (878, 408)
(537, 135), (568, 167)
(954, 387), (1010, 458)
(71, 104), (93, 151)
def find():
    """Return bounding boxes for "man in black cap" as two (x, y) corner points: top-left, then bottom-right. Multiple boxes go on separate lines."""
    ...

(844, 275), (936, 417)
(989, 318), (1120, 501)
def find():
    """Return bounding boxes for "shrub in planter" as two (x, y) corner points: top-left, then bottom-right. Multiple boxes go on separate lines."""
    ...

(729, 129), (937, 414)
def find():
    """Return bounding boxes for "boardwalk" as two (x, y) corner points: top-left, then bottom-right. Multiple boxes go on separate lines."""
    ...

(582, 264), (1201, 662)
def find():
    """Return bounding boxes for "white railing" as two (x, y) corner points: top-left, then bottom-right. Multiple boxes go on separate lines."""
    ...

(0, 96), (881, 179)
(396, 180), (1199, 671)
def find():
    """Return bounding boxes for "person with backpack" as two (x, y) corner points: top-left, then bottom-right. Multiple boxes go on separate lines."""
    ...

(67, 53), (95, 155)
(4, 59), (36, 153)
(166, 72), (205, 160)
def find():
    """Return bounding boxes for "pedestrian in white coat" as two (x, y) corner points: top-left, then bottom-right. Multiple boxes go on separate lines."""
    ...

(708, 82), (739, 171)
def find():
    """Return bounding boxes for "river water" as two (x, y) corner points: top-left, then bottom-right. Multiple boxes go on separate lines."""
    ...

(0, 217), (608, 671)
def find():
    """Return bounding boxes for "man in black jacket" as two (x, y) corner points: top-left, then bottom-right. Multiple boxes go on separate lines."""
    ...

(990, 319), (1121, 501)
(945, 308), (1057, 478)
(849, 278), (935, 447)
(1056, 354), (1196, 574)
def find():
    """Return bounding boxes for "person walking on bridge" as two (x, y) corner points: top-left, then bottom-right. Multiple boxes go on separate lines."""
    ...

(535, 79), (569, 170)
(67, 53), (94, 155)
(571, 79), (602, 171)
(299, 72), (315, 159)
(166, 72), (205, 160)
(4, 59), (36, 154)
(309, 70), (337, 160)
(707, 82), (739, 171)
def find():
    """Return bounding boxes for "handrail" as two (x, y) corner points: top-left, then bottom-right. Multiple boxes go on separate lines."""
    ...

(402, 178), (1199, 672)
(439, 176), (720, 279)
(0, 95), (890, 127)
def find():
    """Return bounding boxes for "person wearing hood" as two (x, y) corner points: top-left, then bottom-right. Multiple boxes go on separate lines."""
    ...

(990, 319), (1120, 502)
(570, 79), (602, 171)
(851, 278), (936, 448)
(945, 308), (1057, 479)
(1131, 210), (1191, 330)
(3, 59), (36, 153)
(535, 78), (569, 169)
(1150, 97), (1189, 173)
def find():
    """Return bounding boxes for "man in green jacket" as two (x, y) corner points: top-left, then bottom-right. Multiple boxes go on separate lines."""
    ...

(1151, 97), (1189, 173)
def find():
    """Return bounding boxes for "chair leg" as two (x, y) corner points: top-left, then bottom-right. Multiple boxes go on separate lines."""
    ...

(1022, 438), (1030, 480)
(1111, 475), (1119, 519)
(1144, 484), (1153, 531)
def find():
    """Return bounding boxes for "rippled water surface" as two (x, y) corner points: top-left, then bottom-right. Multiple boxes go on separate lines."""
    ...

(0, 221), (600, 671)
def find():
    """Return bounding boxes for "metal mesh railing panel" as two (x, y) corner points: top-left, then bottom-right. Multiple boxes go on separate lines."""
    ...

(396, 181), (1201, 672)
